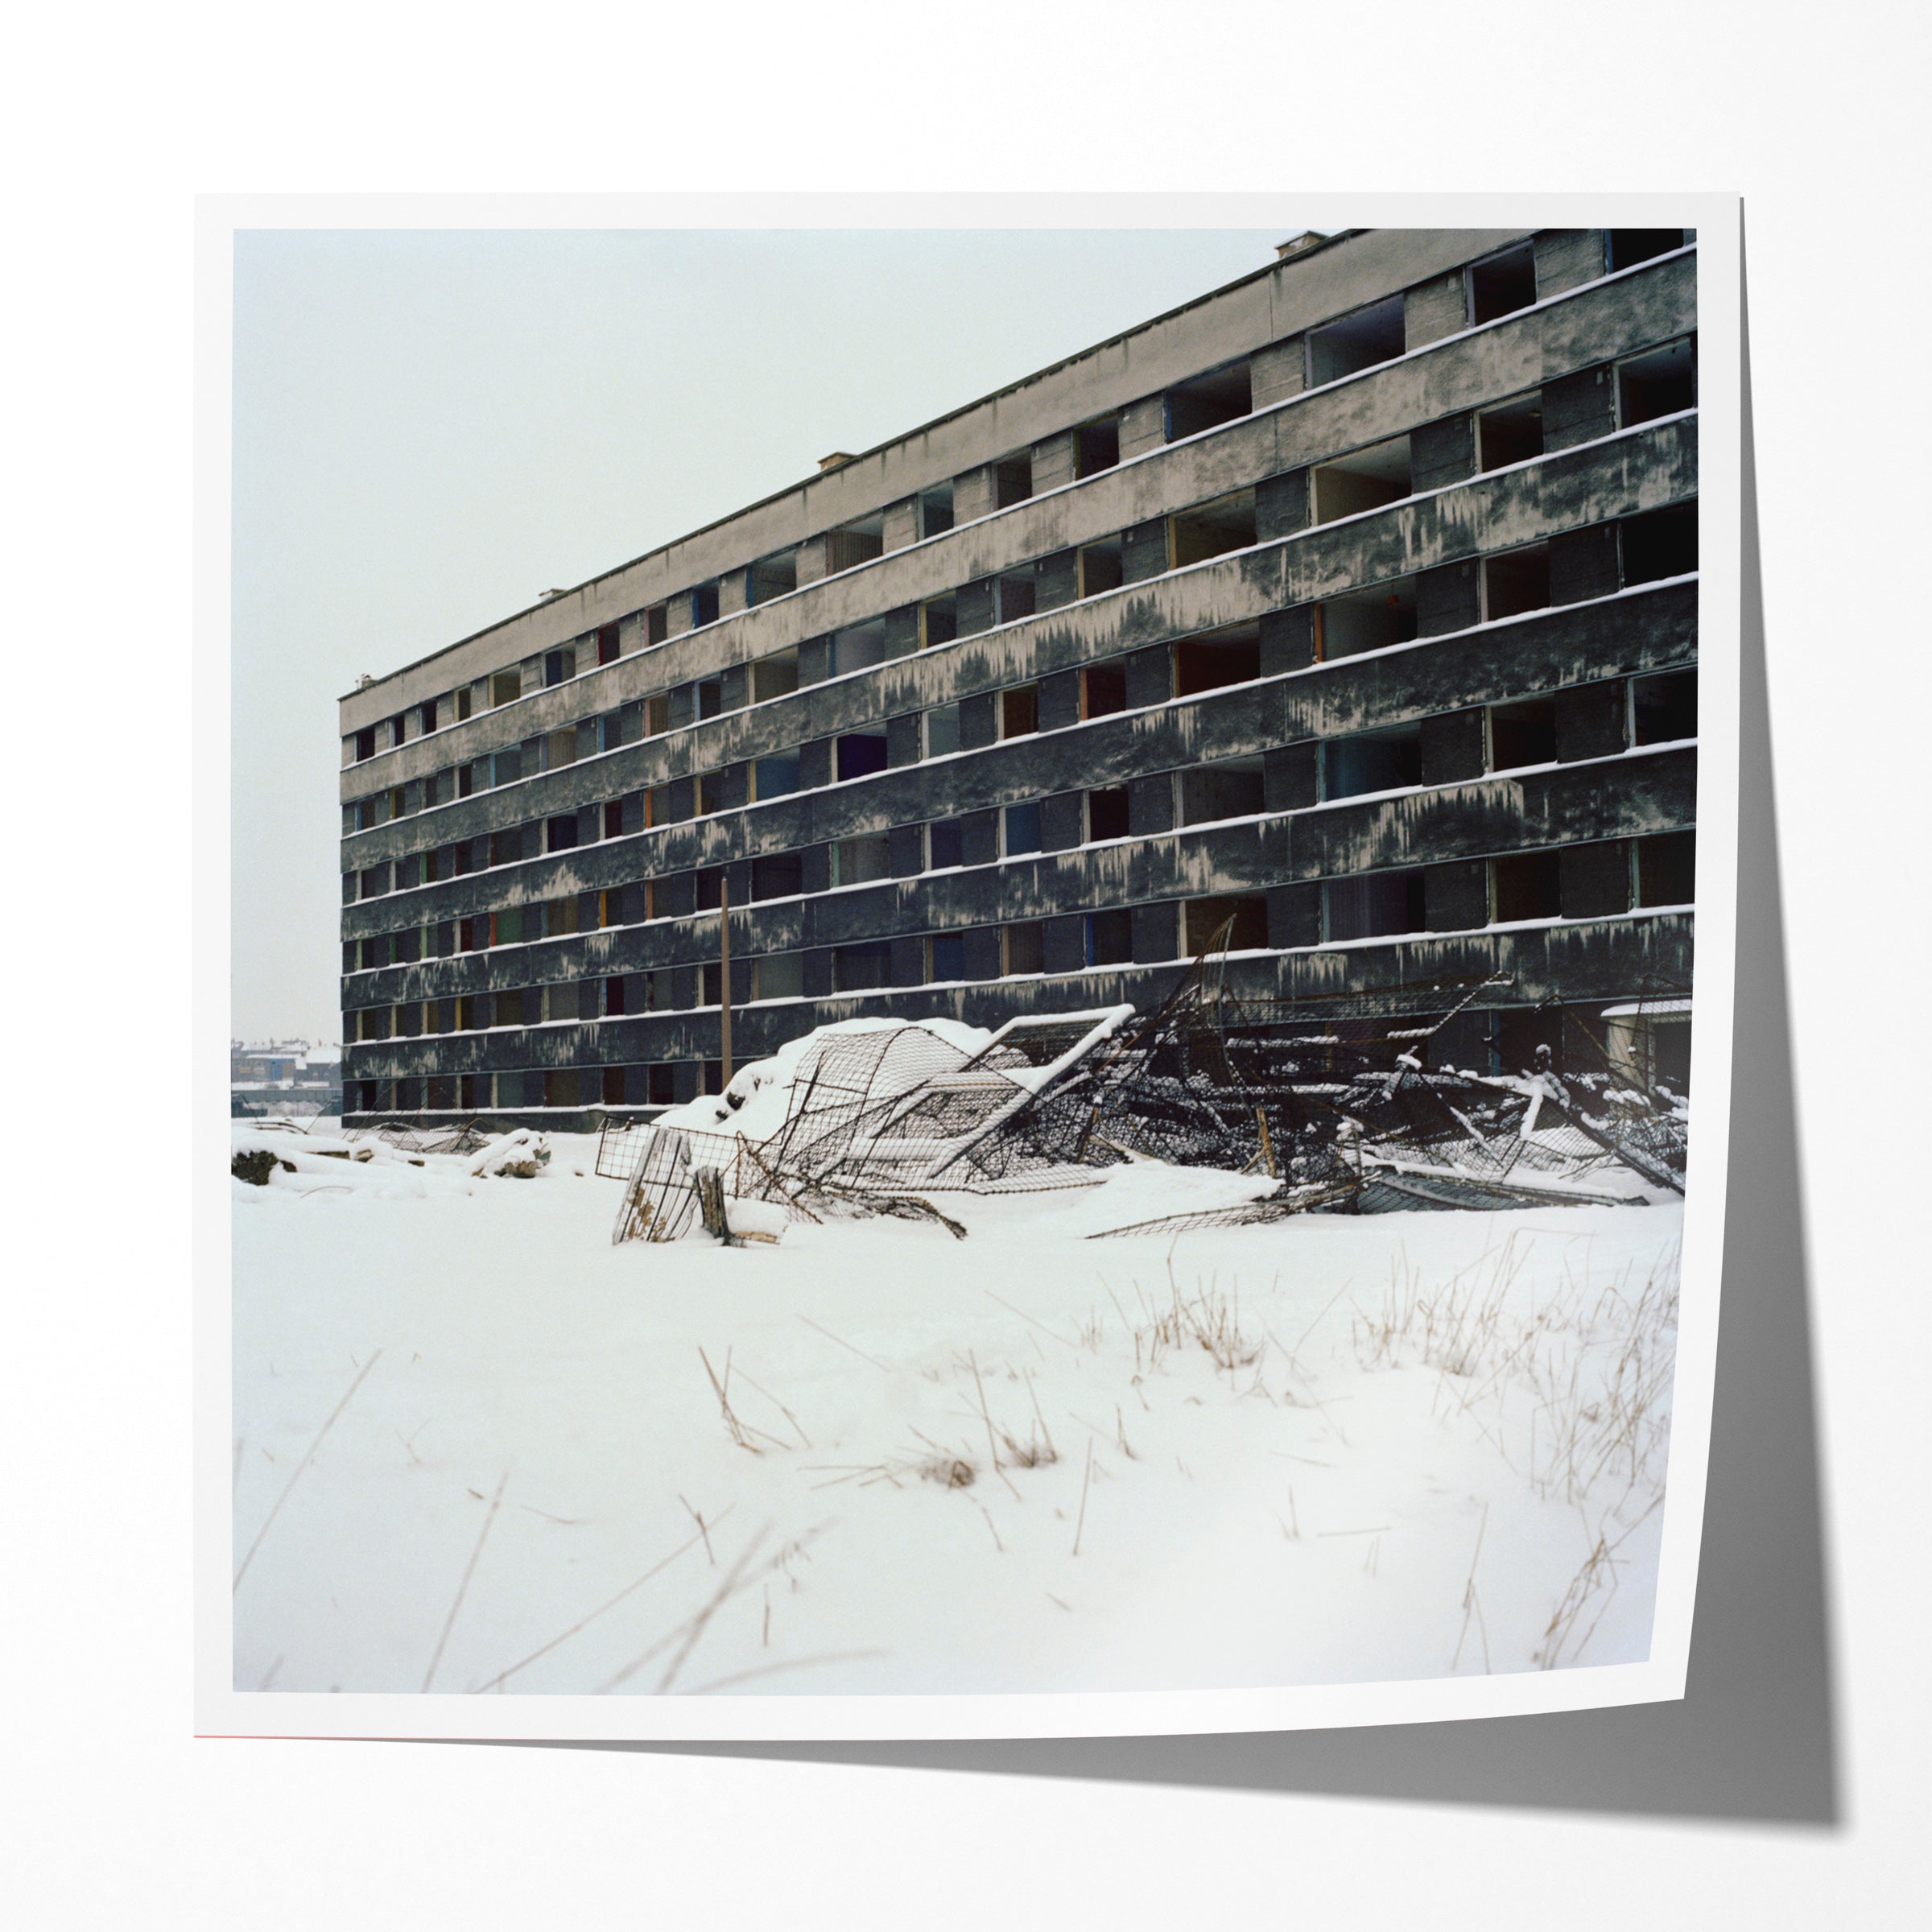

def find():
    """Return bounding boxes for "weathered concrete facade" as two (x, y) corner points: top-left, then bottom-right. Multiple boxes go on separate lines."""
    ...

(339, 227), (1699, 1125)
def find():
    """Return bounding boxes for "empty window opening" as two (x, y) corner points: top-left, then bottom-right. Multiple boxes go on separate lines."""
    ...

(1312, 436), (1413, 523)
(1174, 625), (1262, 697)
(1492, 851), (1563, 923)
(1621, 503), (1698, 585)
(544, 646), (576, 687)
(919, 485), (954, 539)
(1003, 922), (1045, 976)
(546, 812), (580, 852)
(491, 669), (522, 708)
(1316, 580), (1418, 659)
(1477, 394), (1544, 471)
(1618, 338), (1697, 427)
(832, 833), (891, 886)
(925, 702), (962, 758)
(646, 603), (670, 646)
(1633, 669), (1699, 745)
(1179, 755), (1265, 826)
(1085, 909), (1133, 966)
(1078, 538), (1124, 598)
(1484, 543), (1552, 621)
(1075, 416), (1121, 477)
(1323, 724), (1423, 801)
(920, 593), (958, 647)
(752, 952), (804, 1002)
(833, 941), (892, 992)
(1489, 696), (1558, 770)
(825, 514), (885, 574)
(1608, 229), (1690, 272)
(353, 725), (376, 762)
(1082, 664), (1128, 718)
(1166, 361), (1252, 441)
(751, 648), (799, 703)
(1170, 489), (1258, 567)
(836, 733), (889, 781)
(1183, 894), (1268, 954)
(1324, 869), (1427, 942)
(1636, 830), (1696, 906)
(1469, 244), (1538, 325)
(596, 622), (620, 666)
(1307, 295), (1406, 386)
(1087, 786), (1131, 842)
(690, 582), (720, 626)
(833, 618), (887, 675)
(697, 677), (724, 720)
(927, 932), (966, 982)
(753, 753), (800, 799)
(1003, 802), (1042, 855)
(994, 457), (1032, 509)
(643, 694), (671, 737)
(1001, 684), (1039, 738)
(454, 685), (473, 721)
(752, 852), (803, 901)
(994, 572), (1035, 623)
(927, 819), (965, 869)
(747, 549), (799, 605)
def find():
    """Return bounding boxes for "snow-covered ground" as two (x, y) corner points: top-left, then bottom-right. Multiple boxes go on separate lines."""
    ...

(232, 1128), (1681, 1698)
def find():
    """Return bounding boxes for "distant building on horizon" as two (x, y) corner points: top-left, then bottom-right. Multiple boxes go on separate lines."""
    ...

(336, 226), (1698, 1129)
(231, 1040), (342, 1120)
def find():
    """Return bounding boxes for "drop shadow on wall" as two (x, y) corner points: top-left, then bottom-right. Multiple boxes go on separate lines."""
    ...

(471, 216), (1841, 1827)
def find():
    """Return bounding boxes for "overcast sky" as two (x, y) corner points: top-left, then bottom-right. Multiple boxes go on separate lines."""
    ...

(229, 225), (1294, 1042)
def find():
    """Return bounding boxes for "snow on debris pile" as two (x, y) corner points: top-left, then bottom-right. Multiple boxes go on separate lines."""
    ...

(468, 1129), (551, 1180)
(231, 1121), (554, 1198)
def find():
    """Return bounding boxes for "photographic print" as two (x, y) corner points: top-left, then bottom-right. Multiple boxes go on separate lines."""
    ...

(208, 200), (1737, 1739)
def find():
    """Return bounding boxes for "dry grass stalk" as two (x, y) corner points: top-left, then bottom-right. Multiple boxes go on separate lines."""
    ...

(422, 1470), (507, 1692)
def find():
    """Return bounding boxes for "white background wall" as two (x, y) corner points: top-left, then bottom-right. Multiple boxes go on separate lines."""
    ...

(8, 4), (1927, 1926)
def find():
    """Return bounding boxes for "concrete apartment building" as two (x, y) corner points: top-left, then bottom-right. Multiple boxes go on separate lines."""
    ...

(337, 226), (1699, 1129)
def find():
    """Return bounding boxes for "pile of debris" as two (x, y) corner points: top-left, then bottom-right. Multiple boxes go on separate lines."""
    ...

(232, 1119), (551, 1187)
(600, 933), (1690, 1247)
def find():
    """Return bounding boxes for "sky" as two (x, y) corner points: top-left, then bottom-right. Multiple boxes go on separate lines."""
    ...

(229, 225), (1294, 1042)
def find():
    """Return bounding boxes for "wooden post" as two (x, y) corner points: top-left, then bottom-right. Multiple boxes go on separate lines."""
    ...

(718, 874), (733, 1088)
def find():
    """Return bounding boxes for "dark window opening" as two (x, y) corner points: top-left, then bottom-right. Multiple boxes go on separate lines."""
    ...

(1608, 229), (1689, 271)
(925, 702), (962, 758)
(546, 814), (580, 852)
(1001, 685), (1039, 738)
(753, 952), (803, 1002)
(1086, 787), (1130, 842)
(994, 573), (1035, 624)
(596, 622), (620, 666)
(690, 582), (720, 626)
(826, 517), (884, 576)
(836, 733), (889, 781)
(1078, 538), (1124, 597)
(752, 851), (803, 901)
(1477, 394), (1544, 471)
(1003, 802), (1042, 855)
(919, 485), (954, 539)
(1324, 869), (1427, 942)
(491, 669), (521, 708)
(1323, 724), (1423, 800)
(1619, 338), (1697, 426)
(1312, 436), (1412, 523)
(1174, 626), (1261, 696)
(834, 941), (893, 992)
(1492, 851), (1563, 923)
(353, 725), (375, 762)
(1307, 296), (1406, 386)
(1633, 669), (1698, 745)
(753, 753), (800, 799)
(752, 647), (799, 701)
(927, 932), (966, 982)
(1469, 243), (1537, 324)
(993, 457), (1032, 509)
(1166, 361), (1252, 441)
(697, 677), (724, 719)
(927, 819), (965, 869)
(1081, 665), (1128, 718)
(644, 694), (671, 736)
(648, 1063), (676, 1106)
(1085, 909), (1133, 967)
(1179, 755), (1265, 825)
(1170, 489), (1258, 566)
(920, 593), (957, 647)
(1484, 543), (1552, 621)
(544, 647), (576, 687)
(1183, 894), (1268, 954)
(1489, 697), (1558, 770)
(1316, 580), (1418, 658)
(646, 603), (669, 646)
(1075, 416), (1121, 477)
(747, 549), (799, 605)
(1637, 830), (1696, 906)
(1621, 503), (1698, 585)
(833, 618), (887, 675)
(832, 834), (891, 886)
(1003, 922), (1045, 976)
